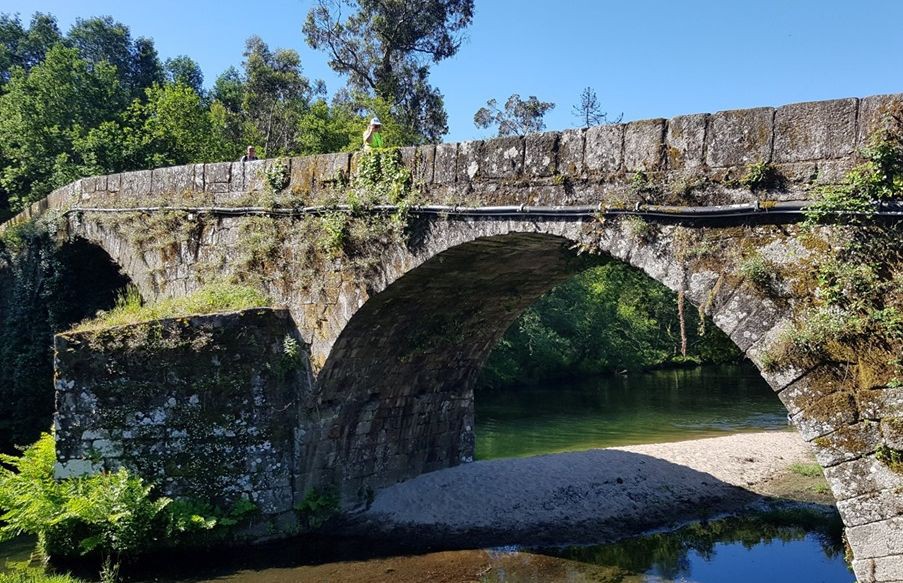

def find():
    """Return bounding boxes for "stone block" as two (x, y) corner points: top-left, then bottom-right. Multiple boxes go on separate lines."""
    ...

(585, 123), (623, 173)
(398, 146), (417, 176)
(773, 98), (857, 163)
(837, 488), (903, 528)
(107, 173), (121, 192)
(623, 118), (665, 172)
(482, 136), (523, 179)
(816, 158), (857, 185)
(823, 455), (903, 500)
(152, 165), (196, 197)
(192, 164), (204, 191)
(793, 390), (858, 441)
(778, 369), (842, 416)
(457, 140), (482, 182)
(858, 93), (903, 147)
(811, 421), (881, 468)
(289, 156), (317, 196)
(558, 129), (584, 176)
(230, 161), (246, 192)
(705, 107), (774, 168)
(414, 145), (436, 185)
(524, 132), (558, 177)
(666, 113), (707, 171)
(855, 554), (903, 582)
(204, 162), (232, 192)
(846, 517), (903, 559)
(119, 170), (153, 198)
(314, 152), (350, 184)
(433, 143), (457, 184)
(243, 159), (269, 193)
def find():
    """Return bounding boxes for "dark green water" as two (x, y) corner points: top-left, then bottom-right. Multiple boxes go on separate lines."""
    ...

(477, 363), (789, 460)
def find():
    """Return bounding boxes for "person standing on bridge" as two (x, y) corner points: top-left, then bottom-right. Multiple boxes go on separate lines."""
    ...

(363, 117), (383, 149)
(240, 146), (258, 162)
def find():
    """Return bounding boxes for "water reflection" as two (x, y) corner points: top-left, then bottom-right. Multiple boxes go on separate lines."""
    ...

(537, 509), (850, 582)
(477, 364), (788, 459)
(104, 509), (851, 582)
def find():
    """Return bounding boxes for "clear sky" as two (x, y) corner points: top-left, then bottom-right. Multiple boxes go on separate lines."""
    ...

(5, 0), (903, 142)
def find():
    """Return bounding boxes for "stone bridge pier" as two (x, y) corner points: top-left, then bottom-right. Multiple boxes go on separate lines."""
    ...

(4, 93), (901, 580)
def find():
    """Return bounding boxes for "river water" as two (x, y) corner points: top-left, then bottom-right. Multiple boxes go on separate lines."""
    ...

(3, 364), (855, 582)
(476, 364), (789, 459)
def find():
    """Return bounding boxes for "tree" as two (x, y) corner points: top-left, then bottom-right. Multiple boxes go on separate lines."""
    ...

(572, 86), (621, 127)
(303, 0), (475, 143)
(0, 45), (126, 211)
(131, 36), (164, 92)
(474, 94), (556, 136)
(0, 12), (62, 83)
(67, 17), (132, 78)
(67, 16), (162, 97)
(165, 55), (204, 95)
(240, 36), (315, 155)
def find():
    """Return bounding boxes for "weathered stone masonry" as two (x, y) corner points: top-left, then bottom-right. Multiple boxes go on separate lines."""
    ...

(5, 93), (903, 580)
(54, 309), (312, 537)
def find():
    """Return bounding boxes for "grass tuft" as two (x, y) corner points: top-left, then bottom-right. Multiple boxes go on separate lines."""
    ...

(70, 283), (269, 333)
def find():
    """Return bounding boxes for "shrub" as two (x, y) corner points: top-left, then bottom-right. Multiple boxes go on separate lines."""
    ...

(0, 434), (169, 559)
(0, 434), (256, 564)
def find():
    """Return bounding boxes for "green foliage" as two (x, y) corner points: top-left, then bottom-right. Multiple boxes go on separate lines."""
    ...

(0, 434), (258, 563)
(738, 252), (775, 292)
(263, 158), (289, 193)
(876, 444), (903, 473)
(0, 572), (85, 583)
(0, 434), (168, 558)
(304, 0), (474, 142)
(621, 215), (653, 241)
(480, 263), (740, 388)
(240, 36), (315, 156)
(474, 93), (556, 136)
(789, 463), (824, 478)
(294, 488), (339, 529)
(740, 161), (783, 191)
(0, 45), (127, 211)
(71, 283), (269, 333)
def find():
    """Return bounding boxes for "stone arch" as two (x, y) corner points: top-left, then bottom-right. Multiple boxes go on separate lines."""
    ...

(51, 235), (134, 324)
(306, 217), (789, 494)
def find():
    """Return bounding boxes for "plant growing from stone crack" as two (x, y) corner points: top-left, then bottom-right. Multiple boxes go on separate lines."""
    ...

(262, 158), (289, 194)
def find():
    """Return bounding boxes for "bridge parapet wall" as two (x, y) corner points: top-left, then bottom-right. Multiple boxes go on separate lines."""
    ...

(3, 93), (902, 235)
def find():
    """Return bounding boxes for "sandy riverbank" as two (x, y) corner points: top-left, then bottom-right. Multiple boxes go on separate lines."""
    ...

(338, 431), (833, 547)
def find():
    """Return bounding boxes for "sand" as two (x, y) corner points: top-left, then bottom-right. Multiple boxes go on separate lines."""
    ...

(339, 431), (827, 547)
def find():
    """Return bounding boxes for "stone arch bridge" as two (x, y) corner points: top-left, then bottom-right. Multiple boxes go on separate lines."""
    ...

(4, 94), (903, 581)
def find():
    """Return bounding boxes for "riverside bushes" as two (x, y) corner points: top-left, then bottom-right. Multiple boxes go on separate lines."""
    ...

(480, 262), (740, 388)
(0, 434), (256, 564)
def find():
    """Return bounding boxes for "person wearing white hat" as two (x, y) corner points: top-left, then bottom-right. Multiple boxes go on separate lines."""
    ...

(363, 117), (384, 149)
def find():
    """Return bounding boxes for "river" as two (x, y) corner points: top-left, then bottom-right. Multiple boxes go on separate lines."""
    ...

(476, 364), (789, 459)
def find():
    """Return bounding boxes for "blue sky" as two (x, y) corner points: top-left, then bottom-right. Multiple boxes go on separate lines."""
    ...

(5, 0), (903, 142)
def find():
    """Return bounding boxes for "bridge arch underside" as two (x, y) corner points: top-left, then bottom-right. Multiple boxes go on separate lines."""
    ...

(312, 231), (602, 497)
